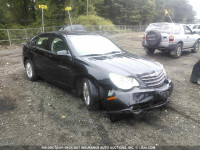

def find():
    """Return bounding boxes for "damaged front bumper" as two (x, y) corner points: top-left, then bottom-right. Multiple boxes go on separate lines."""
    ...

(102, 79), (173, 114)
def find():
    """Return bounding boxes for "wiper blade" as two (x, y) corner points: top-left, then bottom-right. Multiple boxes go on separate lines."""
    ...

(82, 54), (102, 57)
(82, 51), (121, 57)
(105, 51), (121, 55)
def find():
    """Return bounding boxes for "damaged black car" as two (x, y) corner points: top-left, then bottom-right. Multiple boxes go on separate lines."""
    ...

(190, 60), (200, 84)
(22, 32), (173, 121)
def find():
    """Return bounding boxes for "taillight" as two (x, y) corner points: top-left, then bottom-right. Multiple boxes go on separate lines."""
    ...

(143, 34), (145, 40)
(169, 35), (174, 42)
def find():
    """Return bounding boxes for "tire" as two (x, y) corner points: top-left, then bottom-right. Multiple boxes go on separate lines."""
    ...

(146, 30), (162, 46)
(75, 77), (83, 97)
(146, 48), (155, 55)
(25, 60), (37, 81)
(171, 44), (182, 58)
(191, 41), (200, 53)
(82, 78), (100, 111)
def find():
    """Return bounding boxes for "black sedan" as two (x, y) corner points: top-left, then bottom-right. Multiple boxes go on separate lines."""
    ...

(22, 32), (173, 121)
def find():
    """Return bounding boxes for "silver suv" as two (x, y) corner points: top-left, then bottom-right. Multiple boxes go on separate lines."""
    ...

(142, 23), (200, 58)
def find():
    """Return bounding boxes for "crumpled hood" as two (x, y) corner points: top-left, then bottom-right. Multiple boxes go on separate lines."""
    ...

(82, 53), (162, 76)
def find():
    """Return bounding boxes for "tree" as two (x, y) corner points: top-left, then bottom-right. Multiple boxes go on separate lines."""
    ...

(0, 0), (197, 28)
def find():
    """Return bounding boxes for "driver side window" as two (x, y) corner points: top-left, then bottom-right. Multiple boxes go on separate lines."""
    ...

(184, 26), (192, 34)
(51, 37), (69, 54)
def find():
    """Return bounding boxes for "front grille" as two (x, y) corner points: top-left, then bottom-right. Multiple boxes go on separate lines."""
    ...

(132, 99), (167, 110)
(140, 71), (166, 88)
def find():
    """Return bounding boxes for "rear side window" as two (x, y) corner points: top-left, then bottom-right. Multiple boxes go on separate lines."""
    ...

(198, 25), (200, 29)
(36, 36), (49, 50)
(173, 25), (181, 34)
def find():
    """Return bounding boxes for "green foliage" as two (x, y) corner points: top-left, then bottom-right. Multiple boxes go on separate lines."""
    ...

(0, 0), (197, 29)
(95, 0), (196, 25)
(74, 15), (113, 25)
(0, 24), (8, 44)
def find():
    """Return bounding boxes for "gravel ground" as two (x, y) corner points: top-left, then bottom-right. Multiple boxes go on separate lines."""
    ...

(0, 33), (200, 148)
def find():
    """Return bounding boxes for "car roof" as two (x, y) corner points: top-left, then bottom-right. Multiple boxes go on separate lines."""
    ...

(39, 31), (100, 37)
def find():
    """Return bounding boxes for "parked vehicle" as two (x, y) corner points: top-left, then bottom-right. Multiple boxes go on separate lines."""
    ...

(59, 24), (86, 32)
(190, 60), (200, 85)
(23, 32), (173, 121)
(188, 24), (196, 30)
(142, 23), (200, 58)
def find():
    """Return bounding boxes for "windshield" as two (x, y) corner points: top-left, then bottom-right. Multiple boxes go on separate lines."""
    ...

(146, 23), (171, 34)
(68, 35), (122, 56)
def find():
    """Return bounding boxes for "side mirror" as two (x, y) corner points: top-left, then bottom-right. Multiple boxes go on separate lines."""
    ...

(57, 50), (71, 56)
(193, 31), (197, 34)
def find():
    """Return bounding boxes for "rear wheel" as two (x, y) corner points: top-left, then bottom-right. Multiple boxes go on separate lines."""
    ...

(191, 41), (200, 53)
(171, 44), (182, 58)
(25, 60), (37, 81)
(82, 78), (100, 111)
(146, 48), (155, 55)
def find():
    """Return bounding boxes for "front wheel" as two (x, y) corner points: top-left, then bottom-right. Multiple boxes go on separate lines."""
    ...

(82, 78), (100, 111)
(191, 41), (200, 53)
(146, 48), (155, 55)
(25, 60), (37, 81)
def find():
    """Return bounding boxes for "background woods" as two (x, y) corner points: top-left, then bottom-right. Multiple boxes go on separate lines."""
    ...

(0, 0), (196, 29)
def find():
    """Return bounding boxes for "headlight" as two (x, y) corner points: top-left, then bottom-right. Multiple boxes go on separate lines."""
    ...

(109, 73), (140, 90)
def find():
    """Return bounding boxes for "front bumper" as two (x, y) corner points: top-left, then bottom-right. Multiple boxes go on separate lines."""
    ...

(102, 79), (173, 114)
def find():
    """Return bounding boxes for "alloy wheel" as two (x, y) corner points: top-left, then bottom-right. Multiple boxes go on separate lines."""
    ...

(177, 46), (182, 57)
(26, 63), (33, 78)
(196, 42), (200, 52)
(83, 82), (90, 106)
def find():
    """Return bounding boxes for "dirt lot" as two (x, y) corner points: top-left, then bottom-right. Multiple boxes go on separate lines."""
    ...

(0, 33), (200, 147)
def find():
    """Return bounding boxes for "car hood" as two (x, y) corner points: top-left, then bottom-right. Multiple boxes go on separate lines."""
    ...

(82, 52), (162, 77)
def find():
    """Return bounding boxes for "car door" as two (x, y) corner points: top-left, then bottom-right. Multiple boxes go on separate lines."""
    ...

(183, 26), (194, 48)
(30, 34), (51, 77)
(44, 35), (74, 87)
